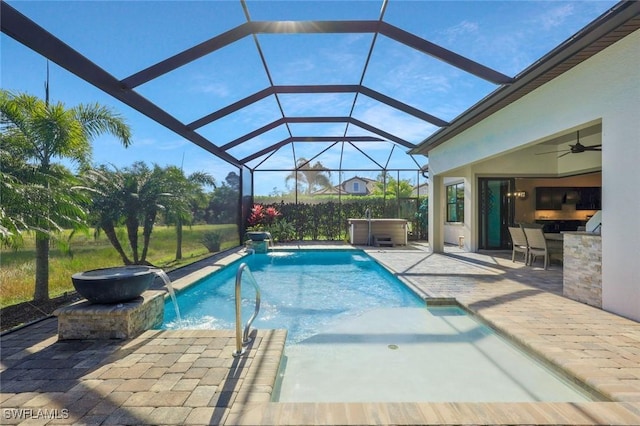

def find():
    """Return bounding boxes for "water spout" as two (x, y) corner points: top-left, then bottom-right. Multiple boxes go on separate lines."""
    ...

(152, 268), (181, 323)
(265, 231), (274, 251)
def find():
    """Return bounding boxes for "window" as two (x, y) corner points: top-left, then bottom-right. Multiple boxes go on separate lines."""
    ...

(353, 181), (360, 192)
(446, 182), (464, 222)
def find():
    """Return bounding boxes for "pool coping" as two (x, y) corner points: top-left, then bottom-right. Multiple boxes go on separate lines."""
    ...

(143, 244), (640, 423)
(2, 243), (640, 425)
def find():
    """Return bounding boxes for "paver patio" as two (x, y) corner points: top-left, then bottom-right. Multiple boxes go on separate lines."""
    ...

(1, 243), (639, 425)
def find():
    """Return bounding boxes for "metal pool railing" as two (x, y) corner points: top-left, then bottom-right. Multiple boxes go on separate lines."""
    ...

(233, 262), (261, 357)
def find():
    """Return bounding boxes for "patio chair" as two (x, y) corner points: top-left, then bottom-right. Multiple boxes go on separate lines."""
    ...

(523, 227), (555, 269)
(508, 226), (529, 264)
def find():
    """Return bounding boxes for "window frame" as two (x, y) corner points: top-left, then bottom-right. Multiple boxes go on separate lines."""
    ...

(446, 182), (465, 223)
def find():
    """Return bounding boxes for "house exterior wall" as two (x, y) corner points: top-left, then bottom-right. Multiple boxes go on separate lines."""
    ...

(426, 29), (640, 321)
(442, 177), (471, 248)
(345, 178), (369, 194)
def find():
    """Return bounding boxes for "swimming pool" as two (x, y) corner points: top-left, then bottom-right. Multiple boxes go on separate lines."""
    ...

(161, 249), (596, 402)
(162, 250), (423, 343)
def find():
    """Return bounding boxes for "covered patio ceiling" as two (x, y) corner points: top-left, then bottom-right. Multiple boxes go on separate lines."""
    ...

(0, 1), (628, 174)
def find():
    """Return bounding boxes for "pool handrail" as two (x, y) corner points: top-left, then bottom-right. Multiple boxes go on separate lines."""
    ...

(233, 262), (261, 357)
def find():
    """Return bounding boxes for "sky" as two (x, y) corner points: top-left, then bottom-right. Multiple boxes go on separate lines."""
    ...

(1, 0), (618, 195)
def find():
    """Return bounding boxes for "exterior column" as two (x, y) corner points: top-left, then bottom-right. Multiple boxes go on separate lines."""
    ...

(429, 174), (444, 253)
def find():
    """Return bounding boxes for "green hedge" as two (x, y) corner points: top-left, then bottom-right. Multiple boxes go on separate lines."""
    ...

(255, 199), (388, 240)
(253, 195), (429, 241)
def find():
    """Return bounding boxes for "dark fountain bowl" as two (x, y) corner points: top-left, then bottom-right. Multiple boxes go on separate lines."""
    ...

(246, 231), (269, 241)
(72, 266), (156, 304)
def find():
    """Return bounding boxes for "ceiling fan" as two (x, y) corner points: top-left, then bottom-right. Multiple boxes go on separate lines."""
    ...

(537, 131), (602, 158)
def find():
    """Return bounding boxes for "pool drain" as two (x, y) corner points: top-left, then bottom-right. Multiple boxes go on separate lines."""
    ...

(387, 344), (399, 350)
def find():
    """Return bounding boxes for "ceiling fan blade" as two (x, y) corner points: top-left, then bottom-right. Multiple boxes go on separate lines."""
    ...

(536, 149), (570, 155)
(557, 151), (572, 158)
(585, 144), (602, 150)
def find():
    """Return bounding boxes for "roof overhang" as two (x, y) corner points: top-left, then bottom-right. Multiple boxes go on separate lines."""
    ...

(410, 0), (640, 156)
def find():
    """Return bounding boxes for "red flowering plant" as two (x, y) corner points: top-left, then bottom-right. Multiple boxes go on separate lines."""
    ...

(247, 204), (281, 230)
(263, 206), (281, 225)
(246, 203), (295, 242)
(247, 204), (265, 228)
(246, 203), (294, 242)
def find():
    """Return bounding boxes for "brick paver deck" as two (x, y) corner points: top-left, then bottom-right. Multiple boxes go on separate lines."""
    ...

(2, 243), (639, 425)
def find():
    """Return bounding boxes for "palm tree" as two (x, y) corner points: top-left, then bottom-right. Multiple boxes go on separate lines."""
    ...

(83, 162), (169, 266)
(285, 158), (332, 195)
(1, 137), (86, 249)
(0, 90), (131, 301)
(82, 165), (132, 264)
(162, 166), (215, 260)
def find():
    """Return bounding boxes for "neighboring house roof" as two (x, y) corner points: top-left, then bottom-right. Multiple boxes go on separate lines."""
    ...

(310, 186), (343, 195)
(410, 1), (640, 155)
(311, 176), (378, 195)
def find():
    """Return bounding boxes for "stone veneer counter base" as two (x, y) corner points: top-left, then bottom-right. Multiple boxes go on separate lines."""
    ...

(54, 290), (165, 339)
(563, 232), (602, 307)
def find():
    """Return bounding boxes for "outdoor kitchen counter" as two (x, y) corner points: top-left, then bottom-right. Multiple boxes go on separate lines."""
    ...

(348, 218), (408, 246)
(562, 231), (602, 308)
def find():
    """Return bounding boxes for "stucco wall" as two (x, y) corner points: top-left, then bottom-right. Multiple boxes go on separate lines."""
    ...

(427, 29), (640, 321)
(345, 178), (368, 194)
(597, 32), (640, 322)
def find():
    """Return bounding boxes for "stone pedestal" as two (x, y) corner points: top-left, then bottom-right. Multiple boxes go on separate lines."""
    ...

(563, 232), (602, 308)
(55, 290), (165, 340)
(252, 240), (270, 254)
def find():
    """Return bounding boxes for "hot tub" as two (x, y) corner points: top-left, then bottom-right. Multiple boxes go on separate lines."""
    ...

(348, 218), (408, 246)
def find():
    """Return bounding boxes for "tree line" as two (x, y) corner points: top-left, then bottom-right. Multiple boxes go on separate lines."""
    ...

(282, 157), (416, 198)
(1, 90), (238, 301)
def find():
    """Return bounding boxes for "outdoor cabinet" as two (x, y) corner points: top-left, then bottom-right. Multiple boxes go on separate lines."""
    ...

(575, 187), (601, 210)
(535, 187), (601, 210)
(535, 187), (563, 210)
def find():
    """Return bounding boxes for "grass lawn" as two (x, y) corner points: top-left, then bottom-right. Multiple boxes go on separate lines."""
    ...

(0, 224), (239, 308)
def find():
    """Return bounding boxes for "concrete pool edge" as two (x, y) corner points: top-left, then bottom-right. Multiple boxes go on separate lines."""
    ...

(421, 297), (611, 403)
(361, 252), (610, 403)
(2, 245), (639, 425)
(367, 250), (623, 404)
(226, 401), (640, 425)
(165, 246), (631, 405)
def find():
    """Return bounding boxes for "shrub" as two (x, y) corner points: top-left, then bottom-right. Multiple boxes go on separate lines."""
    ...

(201, 231), (222, 252)
(265, 219), (296, 242)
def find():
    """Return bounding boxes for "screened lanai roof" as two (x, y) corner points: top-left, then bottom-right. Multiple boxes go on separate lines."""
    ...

(1, 0), (630, 173)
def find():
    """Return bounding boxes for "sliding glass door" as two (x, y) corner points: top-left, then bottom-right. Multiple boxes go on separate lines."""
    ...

(478, 178), (515, 250)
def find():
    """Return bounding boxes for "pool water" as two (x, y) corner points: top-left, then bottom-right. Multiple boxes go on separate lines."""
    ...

(161, 249), (596, 402)
(161, 250), (423, 343)
(274, 305), (594, 402)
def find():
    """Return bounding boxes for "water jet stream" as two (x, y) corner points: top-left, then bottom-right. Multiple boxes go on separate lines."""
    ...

(153, 268), (181, 323)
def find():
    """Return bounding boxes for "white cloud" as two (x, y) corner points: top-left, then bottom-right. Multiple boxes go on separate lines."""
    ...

(441, 20), (480, 42)
(194, 82), (230, 97)
(354, 103), (435, 144)
(536, 4), (575, 31)
(279, 93), (354, 117)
